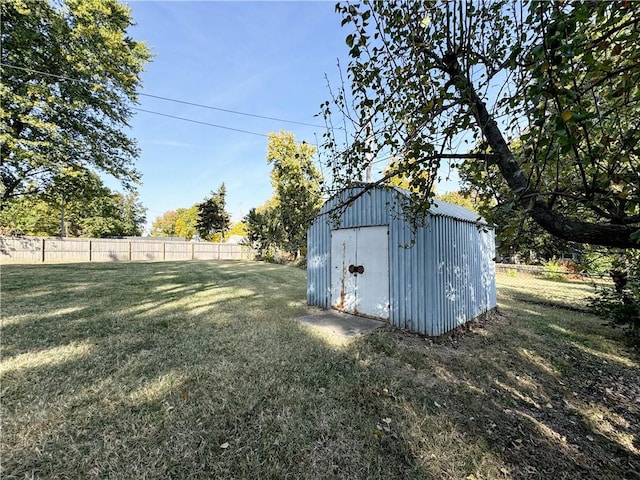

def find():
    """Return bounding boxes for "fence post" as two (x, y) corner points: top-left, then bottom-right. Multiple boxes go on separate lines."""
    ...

(42, 238), (46, 263)
(191, 242), (195, 260)
(162, 242), (166, 261)
(89, 240), (92, 262)
(128, 241), (132, 261)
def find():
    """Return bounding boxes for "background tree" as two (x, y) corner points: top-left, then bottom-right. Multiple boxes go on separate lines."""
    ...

(41, 167), (112, 236)
(266, 131), (323, 258)
(1, 0), (152, 202)
(195, 184), (230, 241)
(0, 196), (59, 236)
(0, 182), (146, 237)
(435, 191), (478, 214)
(245, 199), (284, 259)
(382, 158), (433, 193)
(150, 206), (199, 240)
(225, 221), (249, 240)
(151, 211), (180, 237)
(323, 1), (640, 249)
(116, 192), (147, 236)
(174, 206), (199, 241)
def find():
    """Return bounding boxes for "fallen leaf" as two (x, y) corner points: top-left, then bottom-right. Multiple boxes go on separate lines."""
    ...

(382, 417), (392, 424)
(220, 442), (230, 449)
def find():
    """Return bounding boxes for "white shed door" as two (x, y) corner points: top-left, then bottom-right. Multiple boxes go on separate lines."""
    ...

(330, 226), (389, 320)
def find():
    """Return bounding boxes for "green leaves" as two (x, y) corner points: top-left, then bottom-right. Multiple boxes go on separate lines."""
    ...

(1, 0), (151, 201)
(346, 33), (355, 47)
(195, 184), (230, 241)
(150, 206), (200, 240)
(324, 0), (640, 248)
(249, 131), (324, 257)
(0, 169), (146, 238)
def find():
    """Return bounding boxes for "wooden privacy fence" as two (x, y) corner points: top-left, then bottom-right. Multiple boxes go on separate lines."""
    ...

(0, 237), (253, 264)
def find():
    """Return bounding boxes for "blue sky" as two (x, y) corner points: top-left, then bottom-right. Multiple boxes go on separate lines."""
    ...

(124, 1), (459, 231)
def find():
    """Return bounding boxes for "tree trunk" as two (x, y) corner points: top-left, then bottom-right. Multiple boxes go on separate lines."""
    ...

(454, 70), (639, 249)
(60, 198), (66, 237)
(610, 269), (627, 294)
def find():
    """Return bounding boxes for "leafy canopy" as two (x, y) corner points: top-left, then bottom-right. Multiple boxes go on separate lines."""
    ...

(324, 0), (640, 248)
(150, 206), (200, 241)
(245, 198), (284, 259)
(1, 0), (152, 201)
(0, 172), (146, 238)
(245, 132), (323, 258)
(195, 183), (230, 241)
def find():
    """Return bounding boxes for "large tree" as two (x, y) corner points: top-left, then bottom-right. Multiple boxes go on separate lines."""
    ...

(323, 1), (640, 249)
(0, 0), (152, 202)
(266, 131), (323, 257)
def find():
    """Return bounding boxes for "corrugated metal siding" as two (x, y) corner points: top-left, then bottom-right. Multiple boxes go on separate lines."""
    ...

(430, 199), (485, 223)
(307, 186), (497, 336)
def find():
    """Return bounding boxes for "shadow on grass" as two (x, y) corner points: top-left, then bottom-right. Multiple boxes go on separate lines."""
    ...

(1, 261), (424, 479)
(2, 261), (638, 479)
(345, 294), (639, 479)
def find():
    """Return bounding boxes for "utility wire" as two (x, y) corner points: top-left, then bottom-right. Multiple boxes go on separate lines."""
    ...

(0, 62), (326, 129)
(133, 108), (268, 137)
(139, 92), (325, 128)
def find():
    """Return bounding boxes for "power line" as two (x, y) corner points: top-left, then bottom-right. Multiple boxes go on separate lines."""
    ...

(0, 62), (326, 129)
(139, 92), (325, 128)
(132, 107), (268, 137)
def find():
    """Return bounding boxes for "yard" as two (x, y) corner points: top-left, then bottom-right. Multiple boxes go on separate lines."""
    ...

(1, 261), (638, 479)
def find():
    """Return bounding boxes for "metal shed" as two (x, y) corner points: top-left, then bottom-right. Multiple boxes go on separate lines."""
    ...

(307, 185), (497, 336)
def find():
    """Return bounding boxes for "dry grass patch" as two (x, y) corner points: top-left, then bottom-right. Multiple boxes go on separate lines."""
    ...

(349, 273), (639, 479)
(1, 263), (638, 479)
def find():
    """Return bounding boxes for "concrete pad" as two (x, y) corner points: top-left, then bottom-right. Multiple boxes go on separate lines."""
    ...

(296, 310), (385, 346)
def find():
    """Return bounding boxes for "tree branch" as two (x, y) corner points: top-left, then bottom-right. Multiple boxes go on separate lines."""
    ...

(448, 59), (640, 248)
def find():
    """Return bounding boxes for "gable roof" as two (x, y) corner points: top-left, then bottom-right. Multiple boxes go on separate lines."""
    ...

(427, 198), (484, 223)
(328, 184), (486, 225)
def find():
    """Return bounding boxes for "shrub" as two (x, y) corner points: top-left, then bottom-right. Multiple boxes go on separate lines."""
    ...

(577, 249), (615, 276)
(559, 260), (581, 277)
(588, 252), (640, 332)
(543, 258), (567, 281)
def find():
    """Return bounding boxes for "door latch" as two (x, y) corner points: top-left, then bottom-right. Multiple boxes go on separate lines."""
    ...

(348, 264), (365, 275)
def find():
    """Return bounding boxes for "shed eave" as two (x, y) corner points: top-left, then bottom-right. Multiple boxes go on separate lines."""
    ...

(317, 184), (488, 225)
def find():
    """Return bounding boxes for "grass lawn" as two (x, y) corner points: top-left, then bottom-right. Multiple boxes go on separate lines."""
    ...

(1, 262), (638, 479)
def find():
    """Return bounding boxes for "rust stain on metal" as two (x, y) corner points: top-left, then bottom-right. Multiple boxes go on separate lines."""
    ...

(336, 241), (347, 311)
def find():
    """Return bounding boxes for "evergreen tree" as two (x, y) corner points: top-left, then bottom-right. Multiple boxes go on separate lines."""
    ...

(195, 184), (230, 241)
